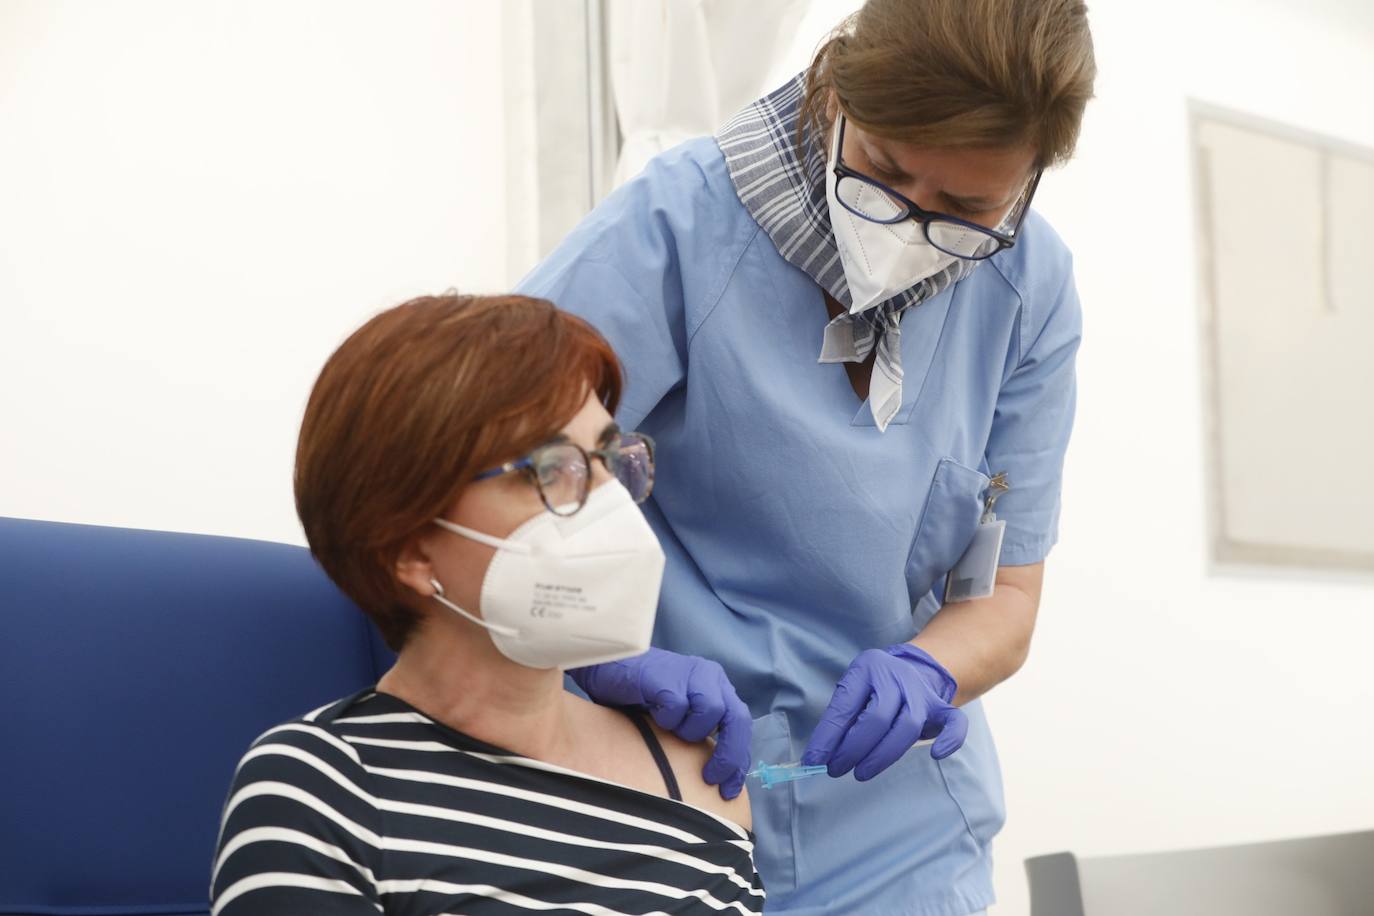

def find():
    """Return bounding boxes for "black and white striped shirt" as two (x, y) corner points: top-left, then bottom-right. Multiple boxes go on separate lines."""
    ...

(211, 689), (765, 915)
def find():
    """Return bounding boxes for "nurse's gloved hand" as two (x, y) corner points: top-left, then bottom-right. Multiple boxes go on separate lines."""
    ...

(569, 648), (752, 800)
(801, 644), (968, 781)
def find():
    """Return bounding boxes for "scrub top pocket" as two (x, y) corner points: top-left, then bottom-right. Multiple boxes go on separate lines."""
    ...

(936, 700), (1006, 849)
(746, 710), (795, 898)
(905, 457), (991, 611)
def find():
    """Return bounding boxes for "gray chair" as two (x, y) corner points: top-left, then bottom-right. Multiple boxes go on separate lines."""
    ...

(1026, 830), (1374, 916)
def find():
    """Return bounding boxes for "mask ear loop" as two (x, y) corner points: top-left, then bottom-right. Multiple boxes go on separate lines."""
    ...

(428, 577), (519, 638)
(433, 517), (533, 553)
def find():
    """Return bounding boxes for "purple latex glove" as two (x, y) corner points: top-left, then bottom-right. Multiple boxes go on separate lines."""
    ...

(801, 644), (969, 781)
(569, 648), (752, 800)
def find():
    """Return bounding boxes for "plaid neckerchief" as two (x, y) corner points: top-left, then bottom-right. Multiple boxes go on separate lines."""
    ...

(715, 74), (983, 431)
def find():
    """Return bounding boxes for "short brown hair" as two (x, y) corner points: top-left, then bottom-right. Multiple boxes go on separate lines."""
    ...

(294, 294), (622, 651)
(800, 0), (1096, 169)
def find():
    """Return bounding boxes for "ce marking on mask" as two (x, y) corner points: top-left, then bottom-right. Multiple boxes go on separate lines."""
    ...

(530, 582), (596, 618)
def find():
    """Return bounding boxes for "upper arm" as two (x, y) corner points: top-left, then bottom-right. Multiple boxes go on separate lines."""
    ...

(984, 255), (1083, 566)
(521, 253), (688, 432)
(653, 724), (753, 833)
(994, 560), (1045, 669)
(515, 140), (747, 432)
(996, 559), (1044, 606)
(516, 168), (693, 433)
(211, 725), (382, 915)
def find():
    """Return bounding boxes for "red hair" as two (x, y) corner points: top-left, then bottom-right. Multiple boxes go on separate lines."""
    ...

(294, 293), (622, 650)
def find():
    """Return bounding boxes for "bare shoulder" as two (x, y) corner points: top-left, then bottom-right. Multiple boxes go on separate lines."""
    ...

(561, 696), (751, 831)
(649, 722), (752, 833)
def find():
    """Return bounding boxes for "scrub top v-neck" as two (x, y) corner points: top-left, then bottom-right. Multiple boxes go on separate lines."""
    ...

(517, 136), (1081, 916)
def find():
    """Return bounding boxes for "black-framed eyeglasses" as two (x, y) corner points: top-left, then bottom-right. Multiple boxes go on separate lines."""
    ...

(832, 114), (1042, 261)
(473, 430), (656, 517)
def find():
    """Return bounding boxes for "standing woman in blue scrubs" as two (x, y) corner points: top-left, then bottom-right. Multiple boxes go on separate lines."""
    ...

(521, 1), (1095, 912)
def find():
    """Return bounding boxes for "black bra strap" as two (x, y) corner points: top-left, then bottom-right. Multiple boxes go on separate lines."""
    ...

(621, 708), (682, 801)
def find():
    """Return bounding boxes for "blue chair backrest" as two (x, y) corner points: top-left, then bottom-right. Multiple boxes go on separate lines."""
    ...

(0, 517), (396, 915)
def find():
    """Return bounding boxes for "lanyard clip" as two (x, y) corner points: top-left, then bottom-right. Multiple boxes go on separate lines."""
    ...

(982, 472), (1009, 523)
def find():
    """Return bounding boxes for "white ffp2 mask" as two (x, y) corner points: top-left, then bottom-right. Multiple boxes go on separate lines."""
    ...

(825, 116), (959, 314)
(430, 481), (666, 670)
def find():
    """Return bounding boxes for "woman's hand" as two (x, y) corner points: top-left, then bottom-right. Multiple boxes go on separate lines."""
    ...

(801, 644), (968, 781)
(569, 648), (752, 799)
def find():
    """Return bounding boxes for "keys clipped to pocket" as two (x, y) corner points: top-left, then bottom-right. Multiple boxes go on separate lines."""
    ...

(944, 472), (1008, 603)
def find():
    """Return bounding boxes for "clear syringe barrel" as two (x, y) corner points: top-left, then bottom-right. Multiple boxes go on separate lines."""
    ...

(748, 761), (829, 789)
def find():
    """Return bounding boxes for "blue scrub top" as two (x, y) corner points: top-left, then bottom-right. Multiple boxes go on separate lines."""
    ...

(519, 138), (1081, 916)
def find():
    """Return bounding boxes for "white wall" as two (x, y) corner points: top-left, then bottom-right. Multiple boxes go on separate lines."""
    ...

(990, 1), (1374, 913)
(0, 0), (510, 544)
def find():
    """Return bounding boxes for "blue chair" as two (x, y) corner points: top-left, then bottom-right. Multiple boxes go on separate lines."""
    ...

(0, 517), (396, 916)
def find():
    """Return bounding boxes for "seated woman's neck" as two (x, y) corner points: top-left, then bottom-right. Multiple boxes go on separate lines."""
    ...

(376, 616), (576, 763)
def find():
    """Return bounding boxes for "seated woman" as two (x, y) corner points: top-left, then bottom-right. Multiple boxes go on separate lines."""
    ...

(211, 293), (761, 914)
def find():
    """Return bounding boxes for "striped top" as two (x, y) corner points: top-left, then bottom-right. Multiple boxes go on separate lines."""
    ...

(211, 689), (764, 915)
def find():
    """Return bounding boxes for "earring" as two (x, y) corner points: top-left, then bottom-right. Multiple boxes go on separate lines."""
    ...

(429, 577), (445, 597)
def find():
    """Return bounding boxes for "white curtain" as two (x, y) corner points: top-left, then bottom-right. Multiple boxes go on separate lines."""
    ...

(606, 0), (809, 186)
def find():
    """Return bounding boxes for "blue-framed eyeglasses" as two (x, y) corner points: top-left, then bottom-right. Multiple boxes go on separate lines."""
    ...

(473, 430), (656, 517)
(832, 114), (1042, 261)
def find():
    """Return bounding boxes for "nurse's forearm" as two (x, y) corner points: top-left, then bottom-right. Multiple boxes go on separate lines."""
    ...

(911, 562), (1043, 706)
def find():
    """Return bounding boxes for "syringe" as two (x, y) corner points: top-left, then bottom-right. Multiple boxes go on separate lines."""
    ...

(748, 740), (938, 789)
(747, 761), (828, 789)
